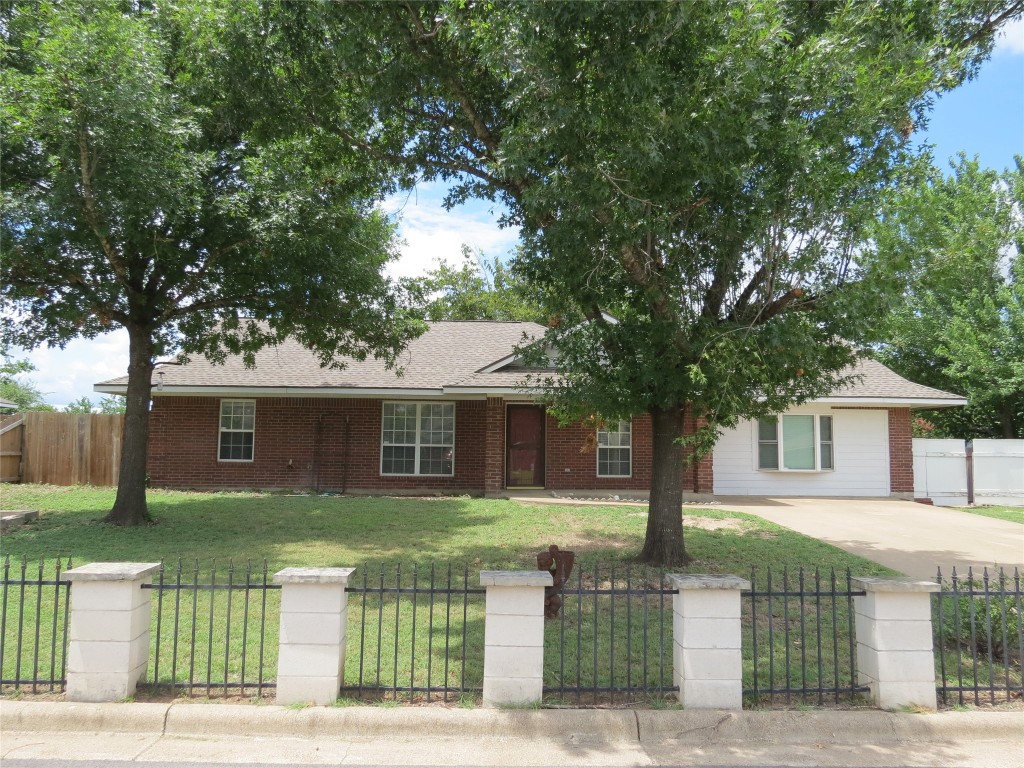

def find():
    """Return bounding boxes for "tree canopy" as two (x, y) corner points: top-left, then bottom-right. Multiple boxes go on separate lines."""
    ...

(1, 1), (421, 524)
(874, 156), (1023, 439)
(405, 246), (552, 323)
(0, 356), (55, 412)
(273, 0), (1023, 564)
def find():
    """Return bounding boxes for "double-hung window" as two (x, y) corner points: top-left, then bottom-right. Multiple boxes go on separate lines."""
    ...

(758, 414), (833, 471)
(381, 402), (454, 476)
(597, 420), (632, 477)
(219, 399), (255, 461)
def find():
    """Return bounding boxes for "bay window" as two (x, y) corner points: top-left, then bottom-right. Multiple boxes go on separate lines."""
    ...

(758, 414), (833, 471)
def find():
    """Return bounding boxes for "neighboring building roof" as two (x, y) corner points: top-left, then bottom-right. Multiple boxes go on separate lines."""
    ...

(94, 321), (966, 407)
(0, 397), (18, 410)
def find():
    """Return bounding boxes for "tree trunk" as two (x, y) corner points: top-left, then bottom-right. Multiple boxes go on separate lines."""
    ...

(104, 324), (155, 526)
(639, 404), (691, 567)
(1000, 402), (1016, 439)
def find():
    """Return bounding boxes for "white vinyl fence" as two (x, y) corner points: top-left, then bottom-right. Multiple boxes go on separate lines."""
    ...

(913, 438), (1024, 507)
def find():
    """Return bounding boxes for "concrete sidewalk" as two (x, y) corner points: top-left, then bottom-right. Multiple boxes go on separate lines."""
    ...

(2, 701), (1021, 767)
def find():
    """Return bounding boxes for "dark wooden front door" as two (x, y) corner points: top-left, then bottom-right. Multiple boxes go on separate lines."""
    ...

(506, 405), (545, 488)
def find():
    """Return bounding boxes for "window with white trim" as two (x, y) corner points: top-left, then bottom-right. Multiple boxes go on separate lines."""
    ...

(219, 399), (255, 461)
(758, 414), (833, 471)
(597, 420), (631, 477)
(381, 402), (454, 476)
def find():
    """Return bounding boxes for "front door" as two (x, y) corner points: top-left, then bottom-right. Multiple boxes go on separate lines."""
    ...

(506, 405), (545, 488)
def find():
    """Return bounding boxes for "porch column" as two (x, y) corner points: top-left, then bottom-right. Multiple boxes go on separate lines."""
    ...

(484, 396), (505, 496)
(852, 577), (940, 709)
(669, 573), (750, 709)
(480, 570), (552, 706)
(64, 562), (161, 702)
(274, 567), (354, 706)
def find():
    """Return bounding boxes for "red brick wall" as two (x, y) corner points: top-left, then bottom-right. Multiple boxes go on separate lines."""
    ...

(887, 407), (914, 493)
(683, 412), (714, 494)
(148, 396), (710, 494)
(147, 397), (487, 493)
(543, 412), (653, 491)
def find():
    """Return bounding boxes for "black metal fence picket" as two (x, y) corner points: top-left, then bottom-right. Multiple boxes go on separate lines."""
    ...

(341, 562), (485, 703)
(933, 566), (1022, 707)
(742, 567), (869, 706)
(0, 556), (72, 693)
(543, 563), (676, 705)
(141, 559), (280, 698)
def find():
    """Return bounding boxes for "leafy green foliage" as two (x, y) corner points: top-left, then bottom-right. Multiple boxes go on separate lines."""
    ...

(936, 580), (1021, 662)
(0, 1), (421, 522)
(0, 356), (55, 411)
(63, 395), (126, 414)
(404, 246), (553, 323)
(271, 0), (1022, 563)
(874, 156), (1024, 438)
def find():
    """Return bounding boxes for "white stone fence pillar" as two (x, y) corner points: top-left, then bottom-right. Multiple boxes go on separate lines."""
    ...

(852, 576), (940, 709)
(274, 567), (354, 706)
(64, 562), (161, 702)
(669, 573), (750, 710)
(480, 570), (552, 707)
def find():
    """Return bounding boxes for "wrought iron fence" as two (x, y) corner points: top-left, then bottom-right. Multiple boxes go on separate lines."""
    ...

(141, 559), (280, 698)
(342, 563), (485, 703)
(0, 556), (72, 693)
(742, 567), (869, 707)
(543, 563), (676, 705)
(933, 566), (1022, 707)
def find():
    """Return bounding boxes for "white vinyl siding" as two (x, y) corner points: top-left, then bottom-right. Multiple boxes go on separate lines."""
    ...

(381, 402), (454, 476)
(597, 420), (631, 477)
(219, 399), (255, 462)
(714, 407), (889, 496)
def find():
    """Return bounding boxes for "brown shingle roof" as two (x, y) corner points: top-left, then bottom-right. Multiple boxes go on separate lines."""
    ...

(829, 357), (965, 403)
(97, 321), (545, 391)
(96, 322), (964, 406)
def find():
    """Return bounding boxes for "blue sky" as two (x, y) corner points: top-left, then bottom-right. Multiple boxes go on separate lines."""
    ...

(13, 20), (1024, 407)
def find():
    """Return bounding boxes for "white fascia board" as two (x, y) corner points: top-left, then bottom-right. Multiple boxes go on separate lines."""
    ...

(478, 352), (522, 374)
(442, 386), (541, 397)
(816, 396), (968, 408)
(94, 384), (484, 400)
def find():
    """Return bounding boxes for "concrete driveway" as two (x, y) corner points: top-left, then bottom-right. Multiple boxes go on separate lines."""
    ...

(715, 497), (1024, 578)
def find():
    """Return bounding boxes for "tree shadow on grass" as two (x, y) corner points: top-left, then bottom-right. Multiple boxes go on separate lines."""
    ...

(0, 488), (900, 580)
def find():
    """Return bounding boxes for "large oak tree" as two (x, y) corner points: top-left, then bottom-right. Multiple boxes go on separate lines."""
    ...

(272, 0), (1022, 565)
(1, 1), (421, 525)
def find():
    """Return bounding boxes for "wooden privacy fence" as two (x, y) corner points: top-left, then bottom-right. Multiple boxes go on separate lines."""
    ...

(0, 412), (123, 486)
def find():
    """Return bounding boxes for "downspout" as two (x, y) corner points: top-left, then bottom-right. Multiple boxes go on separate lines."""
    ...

(313, 414), (324, 494)
(342, 414), (350, 495)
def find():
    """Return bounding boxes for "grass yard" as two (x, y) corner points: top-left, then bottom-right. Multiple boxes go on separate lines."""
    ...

(2, 485), (903, 707)
(957, 505), (1024, 525)
(0, 484), (898, 576)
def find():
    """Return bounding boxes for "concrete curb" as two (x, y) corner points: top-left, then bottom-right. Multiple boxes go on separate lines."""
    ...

(0, 701), (170, 733)
(636, 709), (1022, 745)
(2, 701), (1021, 746)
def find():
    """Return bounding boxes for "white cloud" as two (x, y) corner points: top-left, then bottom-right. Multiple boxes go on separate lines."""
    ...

(994, 17), (1024, 56)
(383, 183), (520, 279)
(13, 329), (129, 408)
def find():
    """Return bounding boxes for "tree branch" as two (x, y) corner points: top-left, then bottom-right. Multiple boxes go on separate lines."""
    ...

(76, 122), (132, 288)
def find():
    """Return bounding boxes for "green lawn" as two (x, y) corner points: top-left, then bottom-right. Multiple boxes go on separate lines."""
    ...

(956, 505), (1024, 525)
(1, 485), (900, 706)
(0, 484), (897, 576)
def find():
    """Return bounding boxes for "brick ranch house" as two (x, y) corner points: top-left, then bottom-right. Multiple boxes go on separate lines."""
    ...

(95, 321), (965, 498)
